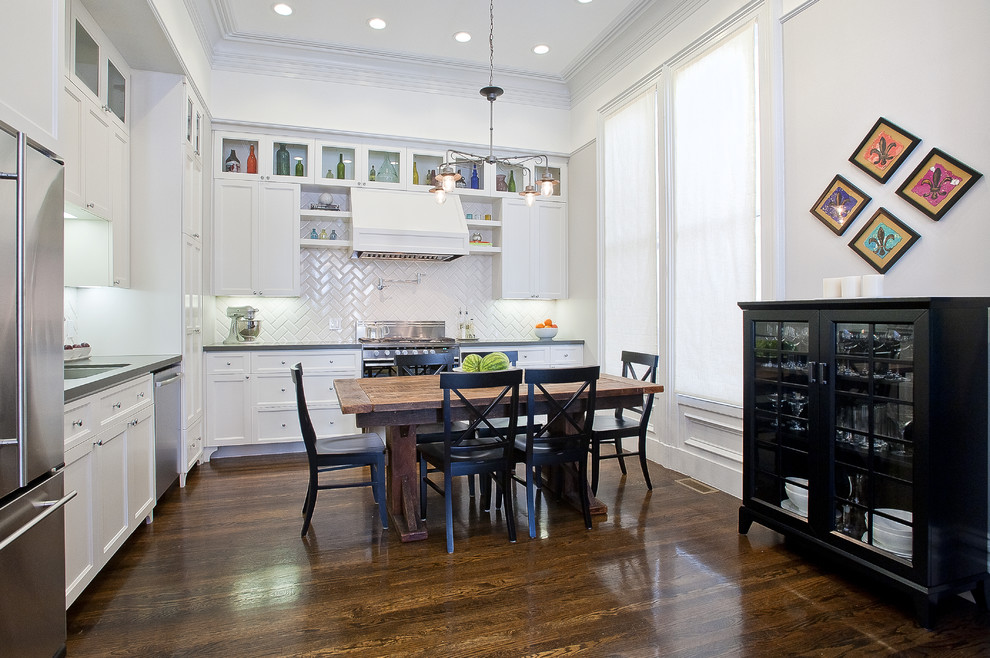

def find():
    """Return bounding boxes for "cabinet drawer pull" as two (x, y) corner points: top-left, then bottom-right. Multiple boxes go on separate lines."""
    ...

(818, 362), (828, 386)
(113, 402), (121, 409)
(808, 361), (816, 384)
(72, 420), (84, 428)
(281, 387), (286, 393)
(280, 423), (286, 428)
(128, 419), (139, 427)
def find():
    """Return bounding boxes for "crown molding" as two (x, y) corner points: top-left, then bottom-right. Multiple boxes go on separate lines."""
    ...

(210, 45), (572, 111)
(561, 0), (656, 81)
(566, 0), (709, 107)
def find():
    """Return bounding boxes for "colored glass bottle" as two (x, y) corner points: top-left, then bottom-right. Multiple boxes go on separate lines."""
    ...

(309, 228), (319, 239)
(295, 157), (304, 176)
(246, 145), (257, 174)
(369, 165), (376, 181)
(470, 164), (479, 189)
(336, 153), (346, 180)
(275, 144), (290, 176)
(413, 162), (420, 186)
(507, 170), (516, 192)
(224, 149), (240, 173)
(329, 229), (337, 240)
(325, 169), (334, 179)
(318, 228), (329, 240)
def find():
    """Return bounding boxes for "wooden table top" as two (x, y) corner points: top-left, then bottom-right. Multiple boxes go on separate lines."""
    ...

(335, 373), (664, 416)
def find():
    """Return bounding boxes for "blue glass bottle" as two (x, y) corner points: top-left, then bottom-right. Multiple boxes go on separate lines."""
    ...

(470, 164), (479, 189)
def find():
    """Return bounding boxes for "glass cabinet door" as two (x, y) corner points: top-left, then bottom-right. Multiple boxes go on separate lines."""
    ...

(750, 319), (813, 521)
(831, 321), (914, 562)
(74, 20), (100, 98)
(106, 59), (126, 124)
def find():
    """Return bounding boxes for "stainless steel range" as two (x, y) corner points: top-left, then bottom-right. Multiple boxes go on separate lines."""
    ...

(357, 321), (459, 377)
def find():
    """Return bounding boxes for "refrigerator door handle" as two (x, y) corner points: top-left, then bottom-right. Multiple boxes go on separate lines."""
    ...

(0, 490), (76, 552)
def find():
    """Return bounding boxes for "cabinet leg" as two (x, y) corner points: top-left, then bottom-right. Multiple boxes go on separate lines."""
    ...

(912, 593), (937, 630)
(739, 506), (754, 534)
(974, 580), (990, 611)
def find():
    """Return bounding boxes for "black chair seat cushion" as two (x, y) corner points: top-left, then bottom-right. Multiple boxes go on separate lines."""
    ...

(513, 436), (583, 457)
(315, 433), (384, 455)
(591, 413), (641, 438)
(419, 438), (506, 463)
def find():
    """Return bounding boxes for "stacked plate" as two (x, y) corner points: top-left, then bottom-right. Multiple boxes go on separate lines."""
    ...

(781, 477), (808, 518)
(867, 508), (912, 558)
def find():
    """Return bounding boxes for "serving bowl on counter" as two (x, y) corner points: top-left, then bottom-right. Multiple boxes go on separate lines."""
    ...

(534, 326), (558, 340)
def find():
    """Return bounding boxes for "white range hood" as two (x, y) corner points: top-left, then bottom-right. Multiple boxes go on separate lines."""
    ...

(350, 188), (469, 262)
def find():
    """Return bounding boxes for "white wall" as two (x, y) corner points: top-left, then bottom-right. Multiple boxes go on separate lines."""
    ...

(558, 140), (600, 367)
(210, 70), (571, 156)
(148, 0), (212, 104)
(782, 0), (990, 298)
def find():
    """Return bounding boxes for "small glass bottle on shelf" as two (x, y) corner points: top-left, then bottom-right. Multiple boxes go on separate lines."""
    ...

(329, 229), (337, 240)
(369, 165), (376, 181)
(246, 145), (257, 174)
(336, 153), (346, 180)
(224, 149), (241, 173)
(276, 144), (290, 176)
(309, 228), (319, 239)
(318, 228), (329, 240)
(413, 162), (420, 186)
(470, 164), (479, 189)
(507, 170), (516, 192)
(294, 157), (304, 176)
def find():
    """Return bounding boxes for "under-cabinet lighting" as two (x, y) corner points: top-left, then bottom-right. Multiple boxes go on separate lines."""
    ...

(454, 32), (471, 43)
(273, 3), (292, 16)
(368, 18), (386, 30)
(64, 211), (77, 219)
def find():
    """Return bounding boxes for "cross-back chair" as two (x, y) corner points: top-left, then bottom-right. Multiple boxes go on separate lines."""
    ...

(590, 351), (659, 495)
(417, 369), (523, 553)
(291, 363), (388, 537)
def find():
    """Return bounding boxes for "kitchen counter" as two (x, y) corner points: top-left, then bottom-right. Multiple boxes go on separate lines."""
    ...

(64, 354), (181, 403)
(203, 339), (584, 351)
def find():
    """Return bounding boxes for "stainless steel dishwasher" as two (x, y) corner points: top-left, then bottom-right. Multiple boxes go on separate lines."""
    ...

(153, 364), (183, 500)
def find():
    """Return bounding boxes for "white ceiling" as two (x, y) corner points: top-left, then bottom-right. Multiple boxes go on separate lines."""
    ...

(189, 0), (652, 86)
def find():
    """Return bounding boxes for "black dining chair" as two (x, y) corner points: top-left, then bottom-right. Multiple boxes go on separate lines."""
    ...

(513, 365), (600, 539)
(394, 351), (456, 376)
(291, 364), (388, 537)
(418, 368), (523, 553)
(590, 351), (659, 495)
(467, 351), (542, 439)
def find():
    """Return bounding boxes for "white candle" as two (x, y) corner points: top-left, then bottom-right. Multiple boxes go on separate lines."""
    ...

(861, 274), (884, 297)
(841, 276), (862, 298)
(823, 278), (842, 298)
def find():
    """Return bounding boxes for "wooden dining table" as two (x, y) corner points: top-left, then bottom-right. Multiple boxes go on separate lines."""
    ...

(334, 372), (664, 542)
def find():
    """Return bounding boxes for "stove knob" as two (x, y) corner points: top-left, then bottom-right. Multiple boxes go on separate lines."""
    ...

(373, 350), (380, 357)
(429, 349), (436, 354)
(401, 349), (408, 355)
(383, 350), (390, 356)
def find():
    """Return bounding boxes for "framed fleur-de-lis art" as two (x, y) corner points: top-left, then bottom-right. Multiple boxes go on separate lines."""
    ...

(895, 147), (984, 221)
(849, 117), (921, 183)
(809, 174), (872, 235)
(848, 208), (920, 274)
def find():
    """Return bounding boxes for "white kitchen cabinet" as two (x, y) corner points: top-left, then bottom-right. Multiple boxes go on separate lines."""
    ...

(64, 374), (155, 607)
(205, 350), (360, 450)
(213, 179), (300, 296)
(181, 420), (204, 487)
(183, 235), (204, 429)
(215, 132), (316, 183)
(184, 87), (204, 166)
(183, 139), (204, 239)
(69, 1), (129, 132)
(461, 343), (584, 369)
(0, 0), (62, 151)
(495, 199), (567, 299)
(62, 80), (111, 219)
(124, 406), (155, 530)
(63, 438), (96, 606)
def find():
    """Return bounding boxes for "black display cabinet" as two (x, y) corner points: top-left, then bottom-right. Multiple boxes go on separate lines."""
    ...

(738, 298), (990, 628)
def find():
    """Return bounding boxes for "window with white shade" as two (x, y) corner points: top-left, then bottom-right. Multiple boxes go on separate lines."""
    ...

(671, 22), (760, 405)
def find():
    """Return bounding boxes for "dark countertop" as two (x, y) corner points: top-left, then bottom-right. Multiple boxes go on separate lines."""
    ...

(64, 354), (181, 404)
(203, 339), (584, 352)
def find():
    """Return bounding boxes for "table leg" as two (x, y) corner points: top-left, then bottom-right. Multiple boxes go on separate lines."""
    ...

(385, 424), (428, 542)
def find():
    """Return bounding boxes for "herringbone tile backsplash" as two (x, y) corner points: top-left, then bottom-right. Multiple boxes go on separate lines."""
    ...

(214, 250), (557, 343)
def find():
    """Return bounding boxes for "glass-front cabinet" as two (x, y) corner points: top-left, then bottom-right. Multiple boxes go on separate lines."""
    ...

(214, 133), (316, 183)
(739, 299), (989, 629)
(70, 2), (130, 130)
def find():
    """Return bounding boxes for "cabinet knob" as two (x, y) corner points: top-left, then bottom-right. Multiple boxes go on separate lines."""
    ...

(280, 387), (286, 393)
(72, 420), (83, 428)
(280, 423), (286, 428)
(328, 420), (334, 425)
(138, 392), (145, 398)
(128, 419), (139, 427)
(245, 375), (250, 380)
(281, 360), (286, 365)
(86, 203), (95, 208)
(193, 233), (200, 238)
(226, 361), (231, 366)
(113, 402), (121, 409)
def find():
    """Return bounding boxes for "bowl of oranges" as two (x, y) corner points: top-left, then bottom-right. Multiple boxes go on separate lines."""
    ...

(534, 318), (558, 340)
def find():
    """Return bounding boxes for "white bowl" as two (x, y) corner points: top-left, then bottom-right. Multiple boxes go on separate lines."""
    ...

(534, 327), (558, 340)
(872, 509), (912, 536)
(784, 477), (809, 511)
(873, 524), (912, 553)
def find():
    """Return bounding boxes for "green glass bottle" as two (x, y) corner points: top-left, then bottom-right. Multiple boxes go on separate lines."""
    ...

(507, 169), (516, 192)
(275, 144), (290, 176)
(336, 153), (346, 180)
(369, 165), (376, 182)
(294, 157), (304, 176)
(413, 162), (420, 186)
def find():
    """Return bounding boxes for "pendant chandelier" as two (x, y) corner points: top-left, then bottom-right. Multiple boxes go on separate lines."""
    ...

(430, 0), (557, 206)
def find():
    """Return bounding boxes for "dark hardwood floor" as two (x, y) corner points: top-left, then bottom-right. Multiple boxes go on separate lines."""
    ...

(66, 454), (990, 656)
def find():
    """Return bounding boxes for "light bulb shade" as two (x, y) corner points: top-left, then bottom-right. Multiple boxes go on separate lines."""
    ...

(438, 165), (461, 193)
(520, 185), (539, 207)
(539, 179), (555, 196)
(431, 187), (447, 205)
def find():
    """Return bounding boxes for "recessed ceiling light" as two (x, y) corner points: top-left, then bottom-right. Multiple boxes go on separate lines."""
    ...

(533, 44), (550, 55)
(368, 17), (386, 30)
(577, 0), (593, 4)
(272, 3), (292, 16)
(454, 31), (471, 43)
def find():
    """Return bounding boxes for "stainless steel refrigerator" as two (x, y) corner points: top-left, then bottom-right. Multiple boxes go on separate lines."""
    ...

(0, 120), (72, 657)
